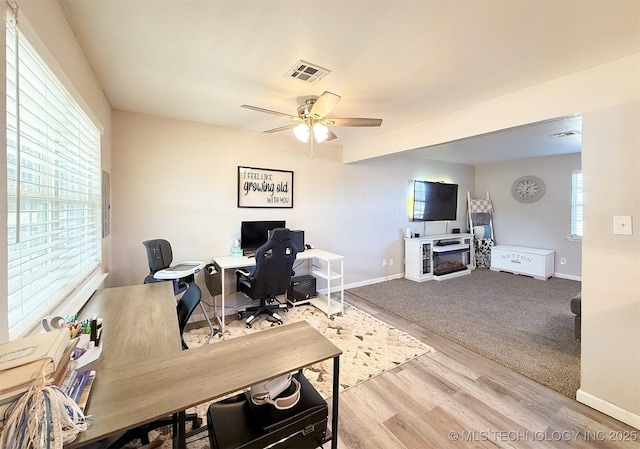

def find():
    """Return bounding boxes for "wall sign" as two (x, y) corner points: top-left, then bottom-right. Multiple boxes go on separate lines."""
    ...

(237, 166), (294, 208)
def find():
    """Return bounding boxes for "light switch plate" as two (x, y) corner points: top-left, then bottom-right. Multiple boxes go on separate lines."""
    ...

(613, 215), (633, 235)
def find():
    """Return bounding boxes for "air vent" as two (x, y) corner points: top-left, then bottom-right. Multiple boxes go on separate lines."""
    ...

(285, 60), (330, 84)
(550, 130), (581, 138)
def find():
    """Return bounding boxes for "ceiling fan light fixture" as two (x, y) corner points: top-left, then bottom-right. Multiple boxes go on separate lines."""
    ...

(242, 90), (383, 145)
(313, 123), (329, 143)
(293, 123), (310, 143)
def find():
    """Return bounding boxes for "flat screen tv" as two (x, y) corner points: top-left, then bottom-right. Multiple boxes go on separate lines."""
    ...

(411, 180), (458, 222)
(240, 220), (286, 254)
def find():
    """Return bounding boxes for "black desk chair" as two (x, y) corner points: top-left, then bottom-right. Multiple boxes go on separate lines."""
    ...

(236, 228), (298, 328)
(143, 239), (193, 294)
(177, 282), (203, 349)
(142, 239), (217, 343)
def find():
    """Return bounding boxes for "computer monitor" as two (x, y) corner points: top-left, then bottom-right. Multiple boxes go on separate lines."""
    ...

(240, 220), (286, 255)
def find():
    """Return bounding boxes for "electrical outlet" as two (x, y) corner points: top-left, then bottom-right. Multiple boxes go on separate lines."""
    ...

(389, 259), (394, 266)
(382, 259), (387, 267)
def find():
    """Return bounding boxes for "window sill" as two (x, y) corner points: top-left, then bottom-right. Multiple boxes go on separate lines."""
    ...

(24, 270), (108, 337)
(565, 236), (582, 243)
(62, 270), (109, 316)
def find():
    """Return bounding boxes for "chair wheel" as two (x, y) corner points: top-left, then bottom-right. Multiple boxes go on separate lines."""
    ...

(194, 417), (203, 429)
(246, 323), (252, 329)
(277, 320), (283, 325)
(237, 312), (243, 320)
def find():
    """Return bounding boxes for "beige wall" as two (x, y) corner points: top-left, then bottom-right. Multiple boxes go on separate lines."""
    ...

(475, 153), (582, 278)
(343, 55), (640, 164)
(343, 55), (640, 427)
(579, 100), (640, 422)
(110, 110), (475, 291)
(6, 0), (640, 429)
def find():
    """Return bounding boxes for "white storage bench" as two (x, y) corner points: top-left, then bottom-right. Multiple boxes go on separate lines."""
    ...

(490, 245), (554, 280)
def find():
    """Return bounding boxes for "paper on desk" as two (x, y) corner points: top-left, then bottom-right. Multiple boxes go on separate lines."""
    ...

(73, 334), (102, 369)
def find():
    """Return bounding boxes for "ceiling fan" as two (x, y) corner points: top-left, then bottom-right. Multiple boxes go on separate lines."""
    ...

(241, 91), (383, 147)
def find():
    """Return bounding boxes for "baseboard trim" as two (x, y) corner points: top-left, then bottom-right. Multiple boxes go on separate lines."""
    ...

(576, 389), (640, 429)
(349, 272), (581, 288)
(344, 273), (404, 291)
(554, 272), (582, 281)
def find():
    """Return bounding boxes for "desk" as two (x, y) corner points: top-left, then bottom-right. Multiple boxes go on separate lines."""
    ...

(77, 282), (182, 370)
(69, 284), (342, 449)
(213, 248), (345, 333)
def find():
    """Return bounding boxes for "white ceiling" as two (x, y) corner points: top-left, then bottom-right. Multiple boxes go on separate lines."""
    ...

(409, 114), (583, 165)
(58, 0), (639, 163)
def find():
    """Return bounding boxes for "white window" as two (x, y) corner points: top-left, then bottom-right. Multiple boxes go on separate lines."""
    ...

(5, 11), (101, 339)
(571, 170), (583, 238)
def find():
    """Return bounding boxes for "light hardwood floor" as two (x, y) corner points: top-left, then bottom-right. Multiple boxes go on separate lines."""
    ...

(331, 293), (640, 449)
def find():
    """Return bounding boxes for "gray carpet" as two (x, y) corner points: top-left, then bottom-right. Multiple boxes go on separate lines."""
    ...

(347, 268), (581, 398)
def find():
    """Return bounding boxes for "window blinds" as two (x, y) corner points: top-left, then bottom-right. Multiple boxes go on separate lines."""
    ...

(5, 11), (101, 339)
(571, 170), (583, 238)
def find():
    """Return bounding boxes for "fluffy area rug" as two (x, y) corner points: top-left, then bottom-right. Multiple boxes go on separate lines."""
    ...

(125, 302), (432, 448)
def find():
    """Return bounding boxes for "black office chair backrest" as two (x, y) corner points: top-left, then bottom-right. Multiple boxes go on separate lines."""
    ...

(177, 283), (202, 349)
(143, 239), (173, 274)
(250, 228), (298, 300)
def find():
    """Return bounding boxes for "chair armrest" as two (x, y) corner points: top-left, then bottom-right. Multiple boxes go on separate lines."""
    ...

(235, 269), (254, 282)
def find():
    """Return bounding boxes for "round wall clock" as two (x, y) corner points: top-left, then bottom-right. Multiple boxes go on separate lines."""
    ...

(511, 175), (546, 203)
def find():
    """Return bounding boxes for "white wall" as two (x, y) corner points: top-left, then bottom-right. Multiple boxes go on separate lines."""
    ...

(579, 99), (640, 425)
(343, 55), (639, 164)
(6, 1), (639, 428)
(110, 110), (474, 293)
(475, 153), (582, 278)
(343, 55), (640, 428)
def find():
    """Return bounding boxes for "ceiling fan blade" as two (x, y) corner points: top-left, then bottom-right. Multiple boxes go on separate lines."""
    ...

(309, 91), (341, 119)
(325, 117), (383, 127)
(263, 123), (298, 133)
(326, 129), (338, 141)
(241, 104), (297, 119)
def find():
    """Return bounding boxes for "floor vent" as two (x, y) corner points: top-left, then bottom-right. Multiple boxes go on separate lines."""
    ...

(285, 60), (330, 83)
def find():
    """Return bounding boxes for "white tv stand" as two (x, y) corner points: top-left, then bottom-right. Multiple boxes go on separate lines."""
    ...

(404, 233), (473, 282)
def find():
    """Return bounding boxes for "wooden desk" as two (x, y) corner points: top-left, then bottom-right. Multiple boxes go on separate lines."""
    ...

(77, 282), (182, 370)
(70, 284), (342, 449)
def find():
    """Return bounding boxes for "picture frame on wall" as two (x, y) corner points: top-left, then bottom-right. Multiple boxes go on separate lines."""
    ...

(237, 166), (294, 208)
